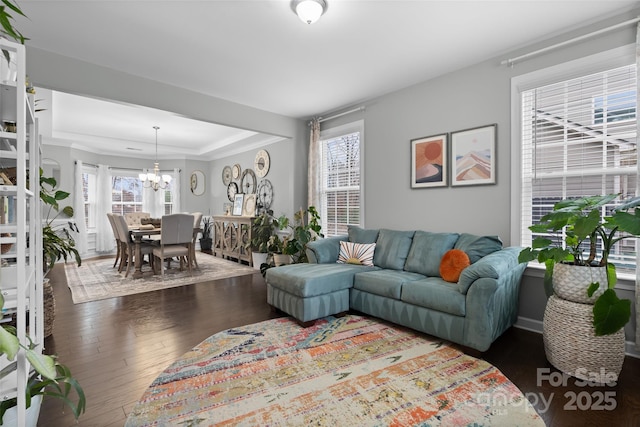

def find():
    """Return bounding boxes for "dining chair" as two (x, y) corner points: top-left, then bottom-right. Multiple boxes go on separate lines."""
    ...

(114, 214), (155, 278)
(190, 212), (203, 269)
(153, 213), (194, 278)
(106, 213), (121, 269)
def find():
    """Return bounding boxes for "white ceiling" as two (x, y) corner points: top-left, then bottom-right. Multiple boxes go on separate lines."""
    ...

(12, 0), (640, 159)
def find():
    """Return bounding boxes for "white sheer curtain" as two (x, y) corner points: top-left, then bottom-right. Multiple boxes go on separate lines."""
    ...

(95, 164), (114, 253)
(172, 168), (181, 213)
(636, 23), (640, 351)
(307, 118), (321, 209)
(142, 187), (164, 218)
(72, 161), (88, 256)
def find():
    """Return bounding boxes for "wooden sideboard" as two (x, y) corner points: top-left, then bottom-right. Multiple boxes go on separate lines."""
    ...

(212, 215), (255, 266)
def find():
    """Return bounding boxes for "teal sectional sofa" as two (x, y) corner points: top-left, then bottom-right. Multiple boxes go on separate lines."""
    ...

(265, 227), (526, 351)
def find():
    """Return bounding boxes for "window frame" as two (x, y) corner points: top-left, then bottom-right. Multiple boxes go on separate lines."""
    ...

(319, 120), (365, 236)
(510, 44), (637, 284)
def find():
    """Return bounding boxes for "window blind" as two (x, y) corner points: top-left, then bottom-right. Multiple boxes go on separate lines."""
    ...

(321, 131), (361, 236)
(521, 64), (638, 274)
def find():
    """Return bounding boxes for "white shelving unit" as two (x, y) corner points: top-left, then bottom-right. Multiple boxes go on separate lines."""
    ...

(0, 38), (43, 425)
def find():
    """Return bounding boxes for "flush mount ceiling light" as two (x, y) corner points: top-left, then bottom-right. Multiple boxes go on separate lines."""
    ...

(292, 0), (327, 25)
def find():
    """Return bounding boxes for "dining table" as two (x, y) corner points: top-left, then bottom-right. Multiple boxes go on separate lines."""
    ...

(129, 226), (202, 279)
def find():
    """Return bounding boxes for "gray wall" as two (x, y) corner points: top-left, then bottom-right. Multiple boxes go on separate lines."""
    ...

(322, 11), (638, 345)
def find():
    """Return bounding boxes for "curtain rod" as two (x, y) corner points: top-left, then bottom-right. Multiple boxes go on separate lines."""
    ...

(501, 16), (640, 67)
(309, 106), (365, 125)
(74, 161), (180, 173)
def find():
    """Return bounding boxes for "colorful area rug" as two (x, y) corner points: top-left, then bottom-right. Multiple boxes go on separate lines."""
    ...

(64, 253), (256, 304)
(126, 315), (545, 426)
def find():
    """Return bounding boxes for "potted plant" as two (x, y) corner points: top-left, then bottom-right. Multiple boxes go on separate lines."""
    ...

(250, 210), (276, 270)
(40, 169), (81, 271)
(0, 294), (85, 426)
(282, 206), (323, 264)
(0, 0), (27, 64)
(518, 194), (635, 335)
(518, 194), (639, 379)
(199, 217), (213, 252)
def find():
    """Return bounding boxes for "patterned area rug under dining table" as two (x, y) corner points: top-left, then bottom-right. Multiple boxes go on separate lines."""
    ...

(126, 315), (545, 426)
(64, 253), (256, 304)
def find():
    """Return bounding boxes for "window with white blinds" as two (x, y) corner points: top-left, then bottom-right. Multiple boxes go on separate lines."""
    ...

(520, 64), (638, 274)
(320, 123), (362, 236)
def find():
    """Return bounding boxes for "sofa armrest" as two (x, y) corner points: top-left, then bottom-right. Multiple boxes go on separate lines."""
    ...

(306, 235), (348, 264)
(457, 246), (524, 294)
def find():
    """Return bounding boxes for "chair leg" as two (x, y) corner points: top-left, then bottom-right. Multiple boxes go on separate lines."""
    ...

(124, 250), (133, 278)
(113, 239), (120, 268)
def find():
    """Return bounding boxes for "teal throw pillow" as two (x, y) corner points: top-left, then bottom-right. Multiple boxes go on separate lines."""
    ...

(348, 225), (380, 244)
(454, 233), (503, 263)
(373, 229), (415, 270)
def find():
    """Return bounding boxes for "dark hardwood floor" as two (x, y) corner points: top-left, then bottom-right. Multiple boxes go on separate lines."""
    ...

(38, 258), (640, 426)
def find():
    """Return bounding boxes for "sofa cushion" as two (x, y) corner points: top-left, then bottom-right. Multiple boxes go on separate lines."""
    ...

(337, 241), (376, 266)
(353, 270), (426, 300)
(454, 233), (503, 264)
(404, 231), (459, 276)
(348, 226), (380, 244)
(306, 235), (348, 264)
(265, 263), (375, 298)
(373, 229), (415, 270)
(440, 249), (471, 283)
(401, 277), (466, 316)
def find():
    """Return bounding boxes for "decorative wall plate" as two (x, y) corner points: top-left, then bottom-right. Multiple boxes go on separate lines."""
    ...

(240, 168), (257, 194)
(232, 164), (242, 180)
(222, 166), (232, 185)
(257, 179), (273, 210)
(226, 182), (239, 202)
(254, 149), (270, 177)
(190, 170), (205, 196)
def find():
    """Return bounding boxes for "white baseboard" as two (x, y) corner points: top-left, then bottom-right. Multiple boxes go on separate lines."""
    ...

(514, 316), (639, 359)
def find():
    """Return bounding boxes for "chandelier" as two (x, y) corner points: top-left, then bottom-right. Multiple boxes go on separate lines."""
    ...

(139, 126), (172, 191)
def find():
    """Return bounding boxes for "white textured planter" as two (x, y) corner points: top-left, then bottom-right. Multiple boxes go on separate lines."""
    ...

(1, 394), (42, 427)
(552, 263), (608, 304)
(251, 252), (268, 270)
(543, 295), (625, 381)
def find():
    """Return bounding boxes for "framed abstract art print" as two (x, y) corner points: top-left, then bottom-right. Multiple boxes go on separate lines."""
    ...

(451, 124), (496, 186)
(411, 133), (448, 188)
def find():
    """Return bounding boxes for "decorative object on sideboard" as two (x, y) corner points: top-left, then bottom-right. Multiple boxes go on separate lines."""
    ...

(450, 124), (497, 186)
(410, 133), (448, 188)
(242, 194), (256, 217)
(139, 126), (172, 191)
(232, 194), (244, 216)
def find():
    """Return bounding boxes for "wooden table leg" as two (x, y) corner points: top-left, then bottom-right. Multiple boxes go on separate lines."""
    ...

(133, 235), (143, 279)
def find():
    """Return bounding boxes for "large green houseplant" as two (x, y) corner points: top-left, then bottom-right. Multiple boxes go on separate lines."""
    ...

(518, 194), (638, 336)
(250, 210), (276, 269)
(0, 294), (85, 425)
(40, 168), (81, 271)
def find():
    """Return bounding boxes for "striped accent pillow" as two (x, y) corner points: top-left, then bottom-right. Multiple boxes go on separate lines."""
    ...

(337, 241), (376, 266)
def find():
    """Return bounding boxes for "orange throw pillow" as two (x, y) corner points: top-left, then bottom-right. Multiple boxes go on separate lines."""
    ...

(440, 249), (471, 283)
